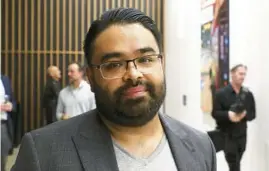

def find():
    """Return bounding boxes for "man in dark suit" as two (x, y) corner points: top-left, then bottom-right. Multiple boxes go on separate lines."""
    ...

(1, 75), (16, 171)
(212, 64), (256, 171)
(12, 8), (216, 171)
(43, 66), (61, 124)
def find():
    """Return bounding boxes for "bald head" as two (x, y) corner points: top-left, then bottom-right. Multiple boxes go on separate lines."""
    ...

(47, 66), (61, 80)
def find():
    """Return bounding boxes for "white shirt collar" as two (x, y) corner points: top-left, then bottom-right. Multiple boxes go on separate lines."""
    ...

(70, 80), (87, 90)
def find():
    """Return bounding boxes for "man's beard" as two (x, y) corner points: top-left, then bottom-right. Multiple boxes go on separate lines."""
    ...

(69, 78), (75, 84)
(93, 79), (166, 127)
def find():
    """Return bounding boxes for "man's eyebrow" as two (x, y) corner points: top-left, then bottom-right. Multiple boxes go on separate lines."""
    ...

(99, 47), (156, 63)
(136, 47), (156, 54)
(100, 52), (123, 63)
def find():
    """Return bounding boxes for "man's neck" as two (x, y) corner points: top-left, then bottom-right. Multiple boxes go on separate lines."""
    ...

(53, 77), (59, 81)
(231, 82), (242, 94)
(49, 75), (59, 81)
(105, 115), (163, 139)
(103, 114), (164, 157)
(72, 79), (82, 88)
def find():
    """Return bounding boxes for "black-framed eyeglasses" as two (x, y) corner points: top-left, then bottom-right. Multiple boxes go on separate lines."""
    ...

(90, 54), (163, 79)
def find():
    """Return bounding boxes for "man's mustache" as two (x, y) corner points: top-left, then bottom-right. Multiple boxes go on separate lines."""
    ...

(114, 80), (155, 98)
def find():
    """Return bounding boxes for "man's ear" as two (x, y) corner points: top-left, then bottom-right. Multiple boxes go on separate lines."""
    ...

(86, 67), (95, 92)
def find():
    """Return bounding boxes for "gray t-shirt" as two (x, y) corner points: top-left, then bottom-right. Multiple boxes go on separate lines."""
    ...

(113, 135), (178, 171)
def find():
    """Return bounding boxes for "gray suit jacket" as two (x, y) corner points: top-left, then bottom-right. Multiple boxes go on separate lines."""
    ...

(12, 109), (216, 171)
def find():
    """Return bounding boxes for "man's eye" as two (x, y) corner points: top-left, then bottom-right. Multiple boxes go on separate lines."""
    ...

(103, 62), (123, 70)
(138, 57), (154, 63)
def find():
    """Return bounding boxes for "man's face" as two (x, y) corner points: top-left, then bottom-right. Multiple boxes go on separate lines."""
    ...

(68, 64), (82, 83)
(50, 67), (61, 80)
(231, 66), (247, 85)
(87, 23), (165, 127)
(55, 68), (61, 79)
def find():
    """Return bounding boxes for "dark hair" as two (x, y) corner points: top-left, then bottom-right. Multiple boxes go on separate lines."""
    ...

(230, 64), (247, 72)
(83, 8), (162, 65)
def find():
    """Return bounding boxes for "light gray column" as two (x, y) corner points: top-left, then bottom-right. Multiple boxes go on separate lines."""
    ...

(164, 0), (203, 131)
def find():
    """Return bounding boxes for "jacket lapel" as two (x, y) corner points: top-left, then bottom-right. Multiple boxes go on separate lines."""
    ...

(72, 111), (201, 171)
(72, 110), (119, 171)
(160, 114), (201, 171)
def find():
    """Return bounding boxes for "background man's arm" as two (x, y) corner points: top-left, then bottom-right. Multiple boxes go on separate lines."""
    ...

(56, 92), (65, 120)
(88, 92), (96, 110)
(212, 91), (230, 122)
(4, 76), (16, 111)
(247, 92), (256, 121)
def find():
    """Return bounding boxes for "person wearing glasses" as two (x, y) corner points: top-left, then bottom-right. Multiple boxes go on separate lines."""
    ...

(12, 8), (216, 171)
(56, 62), (96, 120)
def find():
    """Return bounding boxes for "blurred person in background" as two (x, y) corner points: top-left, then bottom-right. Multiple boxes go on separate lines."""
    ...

(56, 62), (96, 120)
(1, 75), (16, 171)
(212, 64), (256, 171)
(43, 66), (61, 124)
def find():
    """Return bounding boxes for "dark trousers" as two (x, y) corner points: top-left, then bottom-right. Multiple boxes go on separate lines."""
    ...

(45, 105), (56, 125)
(208, 130), (246, 171)
(224, 134), (246, 171)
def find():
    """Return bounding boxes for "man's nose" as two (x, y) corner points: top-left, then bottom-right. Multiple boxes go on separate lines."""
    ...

(122, 62), (143, 83)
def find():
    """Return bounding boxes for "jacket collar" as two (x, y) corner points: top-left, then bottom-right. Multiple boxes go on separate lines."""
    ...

(72, 110), (199, 171)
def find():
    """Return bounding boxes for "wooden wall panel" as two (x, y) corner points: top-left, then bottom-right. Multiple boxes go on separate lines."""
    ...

(1, 0), (164, 134)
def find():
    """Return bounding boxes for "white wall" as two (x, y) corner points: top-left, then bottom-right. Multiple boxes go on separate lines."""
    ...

(164, 1), (228, 169)
(0, 0), (1, 72)
(164, 0), (203, 131)
(230, 0), (269, 170)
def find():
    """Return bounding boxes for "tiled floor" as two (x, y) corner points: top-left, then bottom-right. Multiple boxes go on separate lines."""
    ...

(6, 147), (19, 171)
